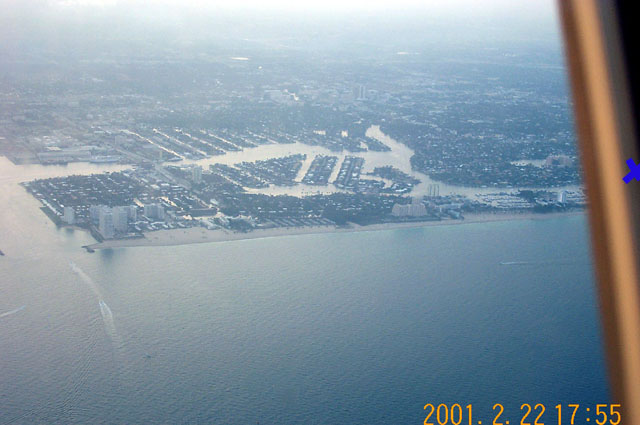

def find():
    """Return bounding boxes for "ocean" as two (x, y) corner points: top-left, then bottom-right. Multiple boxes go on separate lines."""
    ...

(0, 158), (609, 424)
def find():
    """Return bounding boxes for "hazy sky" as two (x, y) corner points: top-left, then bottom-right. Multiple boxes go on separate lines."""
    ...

(2, 0), (557, 16)
(1, 0), (562, 55)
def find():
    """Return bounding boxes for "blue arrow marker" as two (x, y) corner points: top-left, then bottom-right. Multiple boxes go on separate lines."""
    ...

(623, 158), (640, 184)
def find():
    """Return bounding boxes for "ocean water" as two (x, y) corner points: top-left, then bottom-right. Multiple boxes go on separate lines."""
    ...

(0, 160), (609, 424)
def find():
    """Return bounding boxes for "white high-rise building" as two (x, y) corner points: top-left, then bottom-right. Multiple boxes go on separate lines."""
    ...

(113, 206), (129, 233)
(144, 203), (154, 218)
(89, 205), (103, 224)
(558, 190), (567, 204)
(144, 203), (165, 220)
(99, 208), (114, 239)
(391, 202), (427, 217)
(62, 206), (75, 225)
(128, 205), (138, 222)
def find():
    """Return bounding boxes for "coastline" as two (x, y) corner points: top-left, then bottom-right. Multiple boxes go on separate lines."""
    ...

(86, 210), (586, 250)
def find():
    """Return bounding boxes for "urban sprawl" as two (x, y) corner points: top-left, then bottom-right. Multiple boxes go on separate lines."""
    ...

(2, 44), (586, 243)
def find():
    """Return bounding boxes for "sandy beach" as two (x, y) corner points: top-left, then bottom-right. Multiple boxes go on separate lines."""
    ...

(86, 210), (586, 250)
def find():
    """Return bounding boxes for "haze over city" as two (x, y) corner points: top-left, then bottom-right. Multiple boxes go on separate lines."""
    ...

(0, 1), (609, 424)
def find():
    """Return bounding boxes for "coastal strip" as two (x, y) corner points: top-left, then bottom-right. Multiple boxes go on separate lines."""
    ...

(86, 210), (585, 250)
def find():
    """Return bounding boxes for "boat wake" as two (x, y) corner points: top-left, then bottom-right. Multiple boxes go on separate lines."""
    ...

(69, 262), (122, 347)
(0, 305), (25, 319)
(499, 261), (532, 266)
(99, 299), (123, 348)
(69, 261), (104, 299)
(99, 300), (113, 322)
(499, 259), (581, 266)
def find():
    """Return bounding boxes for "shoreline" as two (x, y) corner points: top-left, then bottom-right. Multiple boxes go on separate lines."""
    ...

(86, 210), (586, 250)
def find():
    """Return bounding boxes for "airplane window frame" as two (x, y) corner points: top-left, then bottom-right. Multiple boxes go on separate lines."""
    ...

(558, 1), (640, 422)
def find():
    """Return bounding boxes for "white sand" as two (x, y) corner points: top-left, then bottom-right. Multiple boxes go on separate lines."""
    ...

(86, 211), (586, 250)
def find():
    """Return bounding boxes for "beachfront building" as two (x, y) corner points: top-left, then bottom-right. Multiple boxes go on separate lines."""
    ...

(113, 206), (129, 233)
(558, 190), (567, 204)
(128, 205), (138, 222)
(98, 209), (115, 239)
(391, 201), (427, 217)
(62, 206), (75, 225)
(144, 203), (165, 220)
(89, 205), (102, 224)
